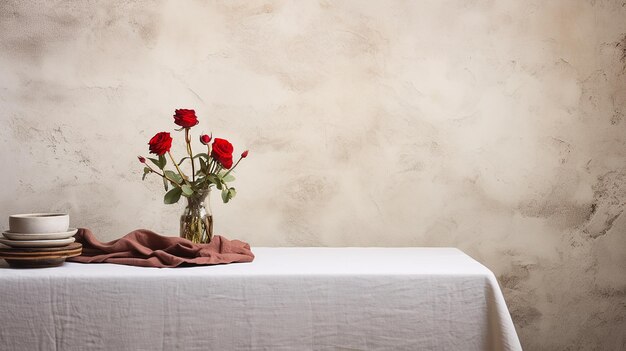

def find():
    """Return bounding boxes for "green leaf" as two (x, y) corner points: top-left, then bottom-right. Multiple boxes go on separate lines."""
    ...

(142, 167), (150, 181)
(164, 187), (182, 204)
(164, 170), (183, 185)
(163, 177), (168, 191)
(221, 187), (236, 203)
(199, 158), (207, 172)
(177, 156), (190, 166)
(180, 153), (209, 165)
(148, 157), (160, 168)
(222, 174), (235, 182)
(158, 154), (167, 169)
(147, 155), (167, 169)
(206, 174), (221, 189)
(181, 184), (194, 196)
(164, 170), (176, 179)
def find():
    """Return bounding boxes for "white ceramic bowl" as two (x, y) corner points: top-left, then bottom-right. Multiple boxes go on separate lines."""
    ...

(8, 213), (70, 234)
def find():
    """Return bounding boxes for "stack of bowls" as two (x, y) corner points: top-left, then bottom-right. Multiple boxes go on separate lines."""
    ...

(0, 213), (81, 268)
(2, 213), (77, 247)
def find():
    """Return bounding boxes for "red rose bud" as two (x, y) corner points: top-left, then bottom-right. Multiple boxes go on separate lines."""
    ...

(200, 134), (212, 145)
(241, 150), (249, 158)
(148, 132), (173, 156)
(173, 109), (198, 128)
(138, 156), (146, 163)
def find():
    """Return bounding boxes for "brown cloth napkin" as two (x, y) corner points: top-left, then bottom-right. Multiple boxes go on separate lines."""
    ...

(67, 228), (254, 268)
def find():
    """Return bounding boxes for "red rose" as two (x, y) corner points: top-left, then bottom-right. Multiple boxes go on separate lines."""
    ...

(173, 109), (198, 128)
(218, 157), (233, 169)
(211, 138), (234, 169)
(200, 134), (212, 145)
(137, 156), (146, 163)
(241, 150), (249, 158)
(148, 132), (173, 156)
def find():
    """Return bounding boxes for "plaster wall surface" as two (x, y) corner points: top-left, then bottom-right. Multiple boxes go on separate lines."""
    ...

(1, 1), (625, 349)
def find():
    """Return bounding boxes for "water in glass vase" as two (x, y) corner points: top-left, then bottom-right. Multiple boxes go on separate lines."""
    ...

(180, 189), (213, 243)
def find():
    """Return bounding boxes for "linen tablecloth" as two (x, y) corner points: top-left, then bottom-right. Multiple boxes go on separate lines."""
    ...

(0, 247), (522, 350)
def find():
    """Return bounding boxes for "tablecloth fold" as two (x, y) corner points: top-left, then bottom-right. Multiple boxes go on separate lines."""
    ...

(67, 228), (254, 267)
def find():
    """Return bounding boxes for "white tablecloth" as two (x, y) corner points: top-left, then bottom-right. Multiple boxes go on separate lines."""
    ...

(0, 247), (522, 350)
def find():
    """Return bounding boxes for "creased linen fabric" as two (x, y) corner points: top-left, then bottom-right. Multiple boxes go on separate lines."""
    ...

(67, 228), (254, 267)
(0, 248), (522, 350)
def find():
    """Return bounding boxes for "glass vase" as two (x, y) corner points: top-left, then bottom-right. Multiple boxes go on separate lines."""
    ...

(180, 188), (213, 244)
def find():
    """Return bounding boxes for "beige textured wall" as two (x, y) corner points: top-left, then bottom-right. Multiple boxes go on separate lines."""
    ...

(1, 1), (625, 349)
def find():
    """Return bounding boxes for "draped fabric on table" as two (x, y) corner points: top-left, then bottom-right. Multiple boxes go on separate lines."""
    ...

(0, 248), (521, 350)
(67, 228), (254, 267)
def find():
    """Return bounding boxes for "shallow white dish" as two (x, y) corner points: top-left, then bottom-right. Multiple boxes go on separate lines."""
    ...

(0, 237), (75, 248)
(2, 228), (78, 241)
(9, 213), (70, 234)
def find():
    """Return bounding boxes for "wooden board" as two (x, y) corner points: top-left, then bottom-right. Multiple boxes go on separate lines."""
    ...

(0, 243), (82, 268)
(0, 242), (81, 254)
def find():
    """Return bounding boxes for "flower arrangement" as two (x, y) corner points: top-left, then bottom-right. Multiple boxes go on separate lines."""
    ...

(137, 109), (248, 243)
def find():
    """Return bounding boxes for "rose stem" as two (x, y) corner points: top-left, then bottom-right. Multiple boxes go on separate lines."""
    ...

(207, 144), (213, 174)
(185, 128), (195, 183)
(222, 156), (243, 178)
(208, 146), (220, 175)
(168, 151), (191, 186)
